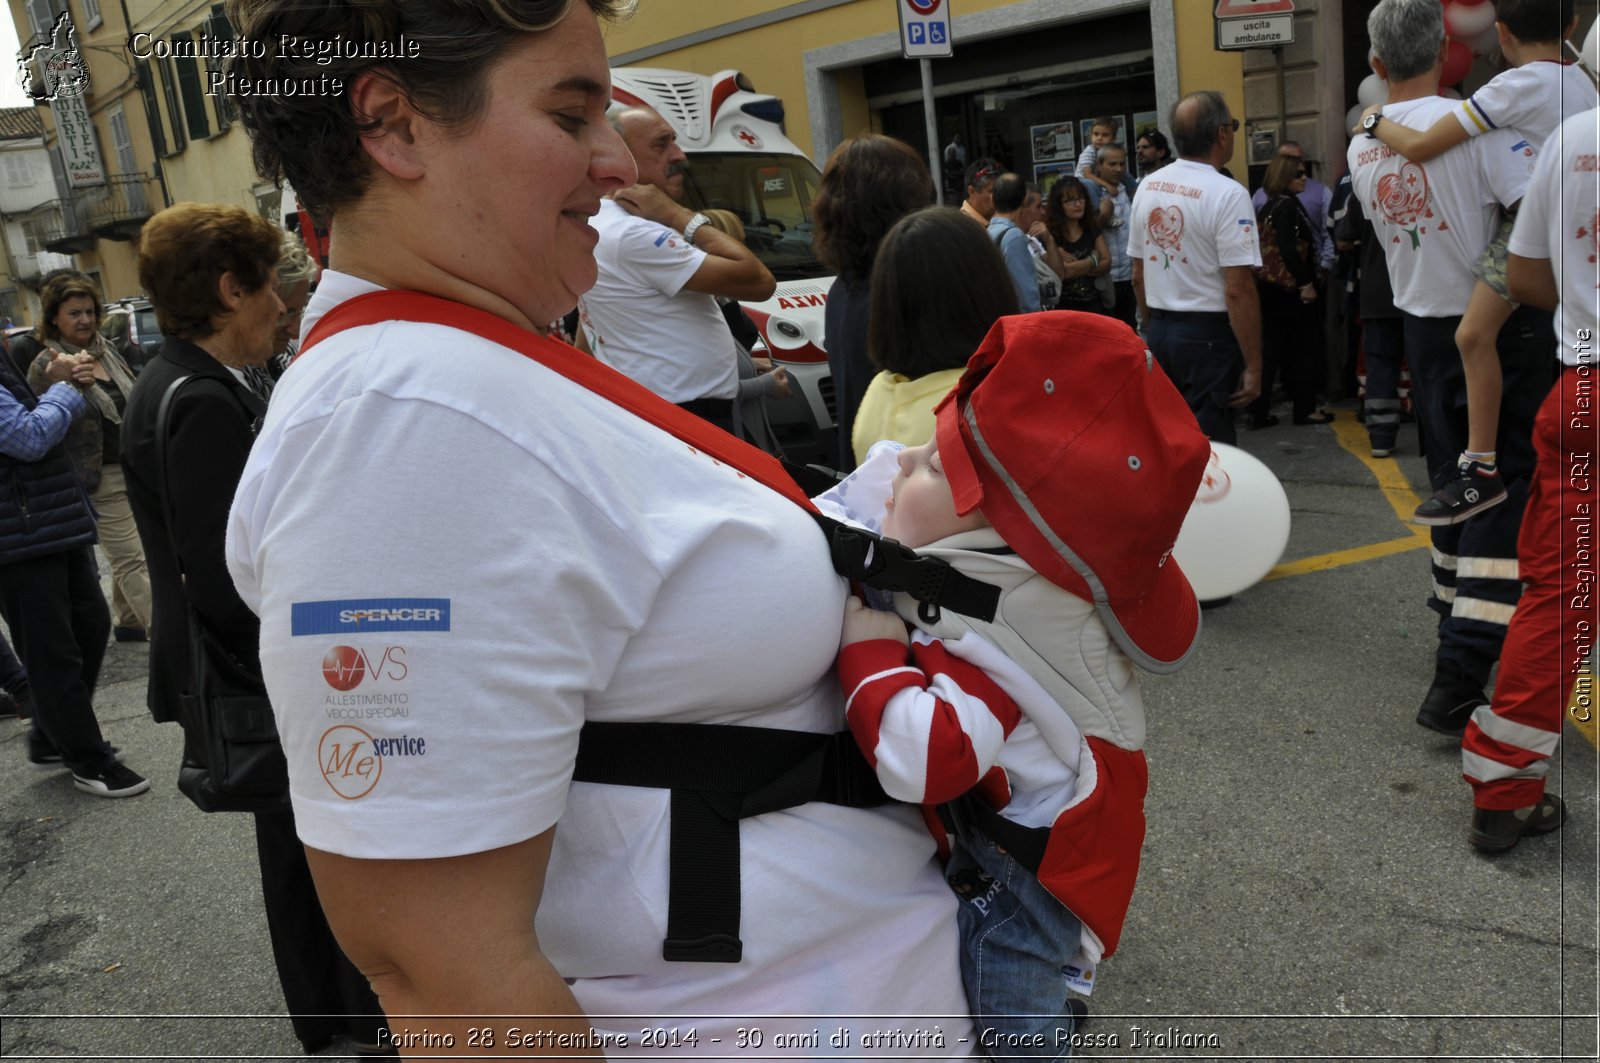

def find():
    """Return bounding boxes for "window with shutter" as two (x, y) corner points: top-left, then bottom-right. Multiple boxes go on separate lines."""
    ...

(2, 154), (31, 187)
(172, 31), (211, 141)
(27, 0), (55, 37)
(136, 63), (168, 158)
(160, 57), (187, 154)
(208, 5), (236, 129)
(81, 0), (101, 28)
(108, 104), (146, 214)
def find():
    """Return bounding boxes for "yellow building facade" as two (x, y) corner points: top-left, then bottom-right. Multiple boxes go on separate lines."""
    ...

(124, 0), (262, 218)
(602, 0), (1256, 179)
(5, 0), (166, 300)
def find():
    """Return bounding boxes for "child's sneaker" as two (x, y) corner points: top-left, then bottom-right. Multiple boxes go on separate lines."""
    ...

(1413, 460), (1507, 525)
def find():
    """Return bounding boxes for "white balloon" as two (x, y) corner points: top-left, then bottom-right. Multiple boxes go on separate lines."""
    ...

(1172, 444), (1292, 601)
(1444, 0), (1496, 38)
(1585, 19), (1600, 74)
(1357, 72), (1389, 109)
(1346, 104), (1365, 138)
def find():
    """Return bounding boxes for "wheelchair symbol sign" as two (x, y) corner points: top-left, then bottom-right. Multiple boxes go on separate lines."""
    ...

(898, 0), (954, 57)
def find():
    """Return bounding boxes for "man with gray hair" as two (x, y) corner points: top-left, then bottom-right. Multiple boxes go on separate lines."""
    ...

(1128, 91), (1262, 443)
(1347, 0), (1551, 793)
(579, 105), (775, 432)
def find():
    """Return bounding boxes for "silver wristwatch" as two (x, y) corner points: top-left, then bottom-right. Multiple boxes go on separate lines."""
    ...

(682, 212), (712, 242)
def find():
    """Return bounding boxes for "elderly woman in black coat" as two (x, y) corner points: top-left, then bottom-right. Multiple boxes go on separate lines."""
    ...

(121, 202), (389, 1056)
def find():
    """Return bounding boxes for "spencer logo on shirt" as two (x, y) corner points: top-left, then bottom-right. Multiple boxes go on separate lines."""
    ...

(291, 597), (451, 635)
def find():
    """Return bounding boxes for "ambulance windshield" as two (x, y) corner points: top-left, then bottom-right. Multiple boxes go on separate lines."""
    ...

(680, 152), (825, 281)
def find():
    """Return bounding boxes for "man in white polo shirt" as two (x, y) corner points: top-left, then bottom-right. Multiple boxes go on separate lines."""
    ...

(579, 106), (775, 431)
(1348, 0), (1550, 745)
(1129, 90), (1262, 444)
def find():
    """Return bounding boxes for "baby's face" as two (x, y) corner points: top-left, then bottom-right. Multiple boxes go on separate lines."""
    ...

(1091, 125), (1115, 146)
(881, 440), (991, 548)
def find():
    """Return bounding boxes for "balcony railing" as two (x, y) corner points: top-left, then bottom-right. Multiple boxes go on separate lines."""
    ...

(85, 174), (156, 239)
(32, 174), (157, 253)
(30, 197), (92, 255)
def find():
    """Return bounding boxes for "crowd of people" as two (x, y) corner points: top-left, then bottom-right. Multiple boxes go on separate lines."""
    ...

(0, 0), (1592, 1057)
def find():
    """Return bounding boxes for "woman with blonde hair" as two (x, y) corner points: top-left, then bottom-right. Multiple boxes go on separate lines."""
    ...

(27, 273), (152, 642)
(1248, 151), (1330, 428)
(266, 229), (318, 380)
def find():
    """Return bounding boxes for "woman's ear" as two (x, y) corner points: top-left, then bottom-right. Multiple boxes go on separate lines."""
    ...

(350, 69), (428, 181)
(216, 270), (245, 314)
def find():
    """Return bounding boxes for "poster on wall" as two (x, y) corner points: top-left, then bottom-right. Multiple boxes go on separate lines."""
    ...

(1132, 110), (1161, 142)
(1030, 123), (1076, 164)
(1079, 115), (1129, 153)
(1034, 161), (1076, 196)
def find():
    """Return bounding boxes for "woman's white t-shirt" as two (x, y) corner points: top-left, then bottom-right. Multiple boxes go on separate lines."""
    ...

(226, 273), (973, 1053)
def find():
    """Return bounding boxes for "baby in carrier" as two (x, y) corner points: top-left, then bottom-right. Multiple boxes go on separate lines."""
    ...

(816, 311), (1210, 1059)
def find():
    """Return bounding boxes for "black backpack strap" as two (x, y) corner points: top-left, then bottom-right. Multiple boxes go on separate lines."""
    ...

(939, 791), (1050, 874)
(572, 721), (886, 963)
(812, 512), (1001, 625)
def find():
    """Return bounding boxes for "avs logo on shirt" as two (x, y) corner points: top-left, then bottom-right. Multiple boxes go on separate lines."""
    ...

(292, 598), (451, 636)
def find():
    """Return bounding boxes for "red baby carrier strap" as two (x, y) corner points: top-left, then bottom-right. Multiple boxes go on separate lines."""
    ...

(299, 289), (817, 513)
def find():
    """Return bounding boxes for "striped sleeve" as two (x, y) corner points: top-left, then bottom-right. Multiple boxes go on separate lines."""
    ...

(839, 635), (1023, 804)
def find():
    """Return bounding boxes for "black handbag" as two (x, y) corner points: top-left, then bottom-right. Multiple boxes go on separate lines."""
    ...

(155, 375), (290, 813)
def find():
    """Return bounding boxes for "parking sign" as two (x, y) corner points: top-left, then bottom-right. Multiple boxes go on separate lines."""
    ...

(899, 0), (953, 59)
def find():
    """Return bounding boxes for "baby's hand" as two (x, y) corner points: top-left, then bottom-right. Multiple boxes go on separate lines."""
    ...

(842, 596), (910, 650)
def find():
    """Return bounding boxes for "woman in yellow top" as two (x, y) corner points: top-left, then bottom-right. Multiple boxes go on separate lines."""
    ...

(851, 207), (1017, 465)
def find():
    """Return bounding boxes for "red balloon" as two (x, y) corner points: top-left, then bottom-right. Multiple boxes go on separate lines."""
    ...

(1440, 40), (1474, 86)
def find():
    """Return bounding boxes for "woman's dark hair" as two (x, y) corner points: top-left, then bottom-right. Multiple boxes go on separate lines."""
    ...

(812, 133), (935, 287)
(1263, 153), (1303, 197)
(868, 207), (1017, 379)
(39, 274), (102, 343)
(225, 0), (633, 220)
(137, 203), (283, 339)
(1044, 176), (1101, 245)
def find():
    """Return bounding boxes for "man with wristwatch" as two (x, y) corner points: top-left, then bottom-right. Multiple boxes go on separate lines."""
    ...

(578, 105), (776, 432)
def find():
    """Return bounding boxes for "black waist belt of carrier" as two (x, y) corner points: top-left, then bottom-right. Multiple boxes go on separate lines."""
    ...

(572, 721), (888, 963)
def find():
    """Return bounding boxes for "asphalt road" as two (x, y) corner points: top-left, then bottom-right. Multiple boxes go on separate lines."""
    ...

(1, 399), (1595, 1062)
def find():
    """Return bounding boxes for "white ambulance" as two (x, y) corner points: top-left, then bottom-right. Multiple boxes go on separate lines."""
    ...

(610, 66), (838, 468)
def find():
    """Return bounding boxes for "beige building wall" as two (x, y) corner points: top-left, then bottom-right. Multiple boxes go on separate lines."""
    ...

(125, 0), (259, 214)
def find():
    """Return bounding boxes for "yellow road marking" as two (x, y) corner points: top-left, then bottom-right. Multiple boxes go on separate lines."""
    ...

(1262, 418), (1598, 748)
(1263, 412), (1432, 581)
(1264, 535), (1426, 580)
(1330, 413), (1433, 543)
